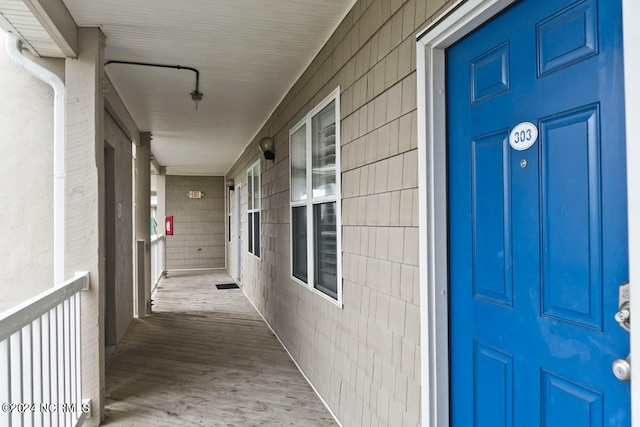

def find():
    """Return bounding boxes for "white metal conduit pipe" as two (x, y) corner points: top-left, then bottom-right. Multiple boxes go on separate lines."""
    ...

(6, 32), (66, 285)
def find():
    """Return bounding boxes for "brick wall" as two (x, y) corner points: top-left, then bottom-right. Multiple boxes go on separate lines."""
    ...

(166, 176), (225, 269)
(226, 0), (457, 425)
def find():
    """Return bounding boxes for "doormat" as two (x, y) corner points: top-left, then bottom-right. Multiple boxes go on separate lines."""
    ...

(216, 283), (239, 290)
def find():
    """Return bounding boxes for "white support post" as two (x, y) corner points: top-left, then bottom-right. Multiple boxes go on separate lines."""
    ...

(137, 240), (146, 318)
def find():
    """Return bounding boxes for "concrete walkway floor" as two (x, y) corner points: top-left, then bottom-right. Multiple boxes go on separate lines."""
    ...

(102, 269), (336, 427)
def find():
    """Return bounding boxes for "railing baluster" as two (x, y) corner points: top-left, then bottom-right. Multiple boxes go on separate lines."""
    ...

(0, 338), (11, 427)
(23, 324), (33, 427)
(50, 308), (58, 427)
(69, 294), (77, 422)
(75, 293), (82, 421)
(33, 318), (43, 427)
(42, 312), (51, 427)
(57, 304), (64, 427)
(10, 332), (22, 426)
(64, 298), (72, 426)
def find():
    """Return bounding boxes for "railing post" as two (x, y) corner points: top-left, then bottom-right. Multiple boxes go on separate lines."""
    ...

(136, 240), (146, 319)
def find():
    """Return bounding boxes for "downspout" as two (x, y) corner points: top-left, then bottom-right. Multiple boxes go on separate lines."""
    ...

(6, 33), (66, 285)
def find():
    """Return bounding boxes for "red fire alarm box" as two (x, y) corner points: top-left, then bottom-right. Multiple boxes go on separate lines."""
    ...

(165, 216), (174, 236)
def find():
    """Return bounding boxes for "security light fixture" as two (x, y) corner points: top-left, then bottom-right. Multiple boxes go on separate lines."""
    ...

(191, 90), (203, 110)
(227, 179), (235, 190)
(105, 60), (203, 110)
(259, 137), (275, 160)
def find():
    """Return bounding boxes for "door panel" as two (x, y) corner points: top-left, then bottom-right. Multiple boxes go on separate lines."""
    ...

(447, 0), (628, 425)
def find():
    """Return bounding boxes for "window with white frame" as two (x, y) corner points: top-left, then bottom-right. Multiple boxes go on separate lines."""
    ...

(228, 186), (232, 243)
(290, 88), (341, 303)
(247, 161), (261, 258)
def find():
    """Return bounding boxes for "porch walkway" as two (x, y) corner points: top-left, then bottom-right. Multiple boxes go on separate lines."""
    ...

(102, 270), (336, 426)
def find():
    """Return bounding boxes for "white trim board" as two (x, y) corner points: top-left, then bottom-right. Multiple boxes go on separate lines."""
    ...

(235, 182), (243, 284)
(622, 0), (640, 425)
(417, 0), (637, 426)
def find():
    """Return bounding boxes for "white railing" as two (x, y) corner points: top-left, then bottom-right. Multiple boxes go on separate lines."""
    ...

(0, 272), (90, 427)
(150, 235), (165, 293)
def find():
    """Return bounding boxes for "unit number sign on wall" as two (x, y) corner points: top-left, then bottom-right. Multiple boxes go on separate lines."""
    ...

(187, 190), (204, 199)
(509, 122), (538, 151)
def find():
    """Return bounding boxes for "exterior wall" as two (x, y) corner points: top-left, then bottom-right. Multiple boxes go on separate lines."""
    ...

(166, 175), (225, 269)
(225, 0), (454, 424)
(104, 112), (133, 345)
(0, 30), (65, 313)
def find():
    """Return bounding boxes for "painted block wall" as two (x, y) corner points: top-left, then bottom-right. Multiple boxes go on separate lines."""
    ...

(166, 175), (225, 269)
(226, 0), (456, 425)
(104, 112), (133, 345)
(65, 27), (106, 425)
(0, 30), (64, 313)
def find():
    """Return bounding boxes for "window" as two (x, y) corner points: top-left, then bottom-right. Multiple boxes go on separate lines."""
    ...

(247, 161), (261, 257)
(290, 88), (341, 303)
(228, 186), (232, 243)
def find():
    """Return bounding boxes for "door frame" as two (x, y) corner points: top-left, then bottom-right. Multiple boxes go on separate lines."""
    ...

(235, 182), (242, 283)
(416, 0), (638, 425)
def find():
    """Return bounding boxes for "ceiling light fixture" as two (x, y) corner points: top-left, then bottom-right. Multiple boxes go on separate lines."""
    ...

(105, 60), (204, 110)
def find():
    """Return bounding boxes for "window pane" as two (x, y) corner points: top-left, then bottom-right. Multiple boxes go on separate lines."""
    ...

(314, 202), (337, 299)
(291, 125), (307, 201)
(248, 213), (253, 254)
(247, 170), (253, 210)
(312, 100), (336, 198)
(292, 206), (308, 283)
(253, 165), (260, 210)
(254, 211), (260, 257)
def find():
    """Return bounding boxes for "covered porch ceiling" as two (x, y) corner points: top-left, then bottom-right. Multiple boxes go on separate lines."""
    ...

(0, 0), (355, 176)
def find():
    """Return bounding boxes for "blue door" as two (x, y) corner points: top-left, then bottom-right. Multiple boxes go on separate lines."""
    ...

(447, 0), (629, 425)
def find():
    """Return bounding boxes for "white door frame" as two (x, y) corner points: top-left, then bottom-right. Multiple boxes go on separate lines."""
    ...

(416, 0), (638, 426)
(235, 183), (242, 283)
(623, 1), (640, 424)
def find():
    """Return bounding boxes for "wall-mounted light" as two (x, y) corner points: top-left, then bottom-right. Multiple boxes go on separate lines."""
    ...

(227, 178), (235, 191)
(259, 137), (275, 160)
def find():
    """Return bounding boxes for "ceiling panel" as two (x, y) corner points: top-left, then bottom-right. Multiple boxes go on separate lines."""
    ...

(0, 0), (64, 57)
(63, 0), (354, 175)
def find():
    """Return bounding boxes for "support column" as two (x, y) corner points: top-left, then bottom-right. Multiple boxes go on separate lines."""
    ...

(65, 27), (105, 426)
(136, 132), (152, 314)
(156, 167), (167, 278)
(156, 167), (166, 236)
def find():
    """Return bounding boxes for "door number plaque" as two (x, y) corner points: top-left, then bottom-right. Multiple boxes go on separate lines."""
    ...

(509, 122), (538, 151)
